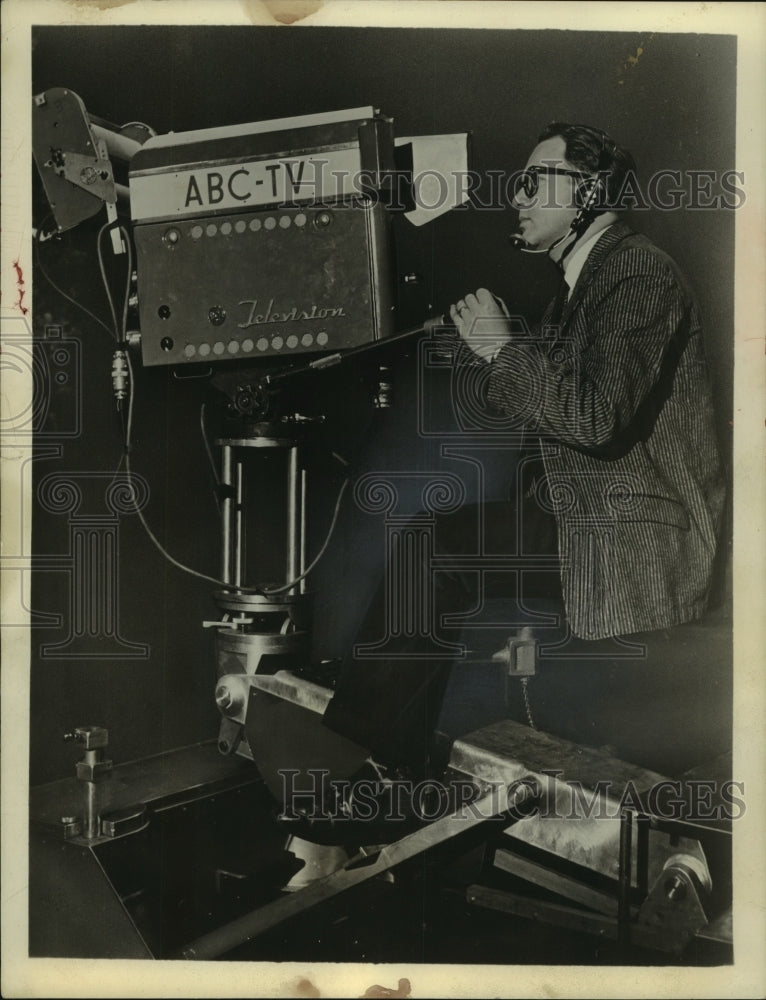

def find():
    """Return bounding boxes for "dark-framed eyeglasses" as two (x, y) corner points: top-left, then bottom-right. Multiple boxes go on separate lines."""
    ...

(513, 166), (591, 201)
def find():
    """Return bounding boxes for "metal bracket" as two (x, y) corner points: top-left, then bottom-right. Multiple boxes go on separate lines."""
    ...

(54, 149), (115, 202)
(637, 860), (709, 953)
(492, 626), (537, 677)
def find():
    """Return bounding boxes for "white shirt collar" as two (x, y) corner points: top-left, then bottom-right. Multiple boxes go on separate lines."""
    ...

(562, 224), (613, 293)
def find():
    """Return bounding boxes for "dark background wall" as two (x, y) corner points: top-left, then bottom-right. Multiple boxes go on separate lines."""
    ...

(30, 26), (736, 784)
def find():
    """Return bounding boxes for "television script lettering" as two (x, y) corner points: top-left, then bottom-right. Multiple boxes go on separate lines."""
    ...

(238, 299), (347, 329)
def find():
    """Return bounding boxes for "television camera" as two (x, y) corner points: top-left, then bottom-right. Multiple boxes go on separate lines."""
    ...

(28, 88), (733, 963)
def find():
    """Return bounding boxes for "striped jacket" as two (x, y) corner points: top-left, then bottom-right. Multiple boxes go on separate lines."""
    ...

(487, 223), (725, 640)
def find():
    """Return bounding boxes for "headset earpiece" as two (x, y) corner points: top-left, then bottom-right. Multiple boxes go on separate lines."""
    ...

(568, 176), (608, 238)
(574, 175), (606, 210)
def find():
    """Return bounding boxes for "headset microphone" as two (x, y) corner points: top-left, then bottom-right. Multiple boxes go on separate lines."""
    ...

(508, 231), (570, 255)
(509, 175), (605, 256)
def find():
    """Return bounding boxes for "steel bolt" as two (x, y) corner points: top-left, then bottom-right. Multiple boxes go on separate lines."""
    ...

(665, 874), (687, 901)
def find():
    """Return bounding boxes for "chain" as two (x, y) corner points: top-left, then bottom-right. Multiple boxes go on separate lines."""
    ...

(520, 676), (537, 730)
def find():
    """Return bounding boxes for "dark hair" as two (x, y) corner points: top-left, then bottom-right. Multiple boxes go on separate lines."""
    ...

(538, 122), (637, 210)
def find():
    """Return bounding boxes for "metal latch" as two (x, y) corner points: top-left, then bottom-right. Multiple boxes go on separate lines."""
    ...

(492, 626), (537, 677)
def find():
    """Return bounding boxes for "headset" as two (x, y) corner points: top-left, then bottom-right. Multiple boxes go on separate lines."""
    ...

(509, 126), (618, 257)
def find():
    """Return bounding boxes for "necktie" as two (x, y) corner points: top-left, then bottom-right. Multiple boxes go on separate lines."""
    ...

(548, 274), (569, 327)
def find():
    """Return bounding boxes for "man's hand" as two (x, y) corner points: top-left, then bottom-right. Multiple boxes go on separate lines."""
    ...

(449, 288), (512, 362)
